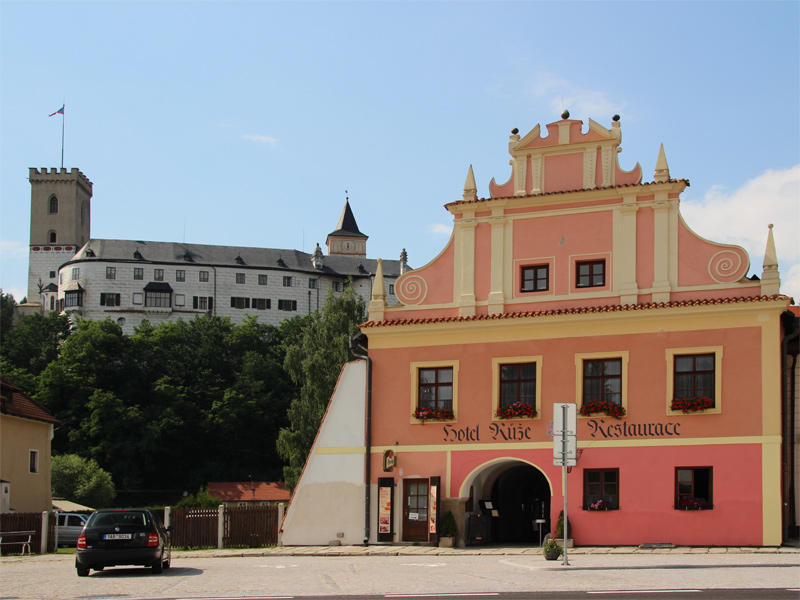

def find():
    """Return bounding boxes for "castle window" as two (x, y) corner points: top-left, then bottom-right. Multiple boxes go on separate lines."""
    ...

(252, 298), (270, 310)
(72, 268), (80, 280)
(231, 297), (250, 309)
(308, 278), (317, 289)
(283, 276), (293, 287)
(236, 273), (246, 284)
(50, 231), (57, 243)
(106, 267), (116, 280)
(278, 299), (297, 311)
(154, 269), (164, 281)
(199, 271), (209, 282)
(134, 268), (143, 280)
(389, 284), (395, 295)
(176, 270), (185, 282)
(258, 275), (268, 286)
(100, 293), (121, 307)
(145, 290), (171, 307)
(64, 290), (83, 307)
(49, 197), (58, 214)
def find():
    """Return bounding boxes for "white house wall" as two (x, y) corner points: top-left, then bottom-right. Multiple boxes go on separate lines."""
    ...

(280, 360), (367, 546)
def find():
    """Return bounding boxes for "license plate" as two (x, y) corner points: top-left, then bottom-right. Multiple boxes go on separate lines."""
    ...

(103, 533), (132, 540)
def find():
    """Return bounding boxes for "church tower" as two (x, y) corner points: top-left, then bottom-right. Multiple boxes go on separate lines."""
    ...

(27, 167), (93, 302)
(326, 199), (368, 258)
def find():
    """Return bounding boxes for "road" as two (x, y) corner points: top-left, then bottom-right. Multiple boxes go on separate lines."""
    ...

(1, 552), (798, 600)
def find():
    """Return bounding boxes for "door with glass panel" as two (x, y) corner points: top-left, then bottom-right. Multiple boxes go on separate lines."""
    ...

(402, 479), (429, 542)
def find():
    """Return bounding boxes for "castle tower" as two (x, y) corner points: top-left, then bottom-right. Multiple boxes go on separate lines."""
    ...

(27, 168), (93, 302)
(326, 199), (368, 258)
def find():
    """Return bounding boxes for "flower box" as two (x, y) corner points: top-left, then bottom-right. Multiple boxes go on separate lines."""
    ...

(670, 396), (714, 414)
(580, 399), (625, 419)
(495, 401), (537, 419)
(412, 407), (455, 422)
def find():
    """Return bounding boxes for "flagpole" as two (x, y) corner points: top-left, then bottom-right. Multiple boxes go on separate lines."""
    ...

(61, 104), (65, 169)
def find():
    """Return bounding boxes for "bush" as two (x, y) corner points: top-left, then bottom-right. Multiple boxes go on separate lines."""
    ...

(554, 509), (572, 539)
(440, 510), (457, 537)
(174, 487), (222, 508)
(51, 454), (115, 508)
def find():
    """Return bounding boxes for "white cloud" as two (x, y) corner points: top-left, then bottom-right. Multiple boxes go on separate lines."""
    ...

(523, 73), (626, 122)
(429, 223), (453, 237)
(0, 239), (29, 260)
(241, 134), (278, 147)
(681, 165), (800, 302)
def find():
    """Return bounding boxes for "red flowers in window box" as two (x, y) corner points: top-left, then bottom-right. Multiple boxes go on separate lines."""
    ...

(412, 407), (455, 422)
(670, 396), (714, 414)
(495, 401), (537, 419)
(580, 399), (626, 419)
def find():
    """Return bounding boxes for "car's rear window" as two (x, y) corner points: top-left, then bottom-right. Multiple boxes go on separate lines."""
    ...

(88, 511), (149, 527)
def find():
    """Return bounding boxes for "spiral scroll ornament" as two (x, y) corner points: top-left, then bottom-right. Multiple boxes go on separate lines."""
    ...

(708, 250), (745, 283)
(397, 274), (428, 305)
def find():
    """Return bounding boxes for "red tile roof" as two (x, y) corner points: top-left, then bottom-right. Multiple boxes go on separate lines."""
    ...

(0, 377), (58, 424)
(362, 295), (792, 328)
(207, 481), (290, 503)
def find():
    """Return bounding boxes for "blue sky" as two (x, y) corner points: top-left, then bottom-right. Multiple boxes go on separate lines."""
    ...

(1, 1), (798, 303)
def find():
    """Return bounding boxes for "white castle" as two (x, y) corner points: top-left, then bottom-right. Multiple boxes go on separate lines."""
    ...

(26, 167), (407, 333)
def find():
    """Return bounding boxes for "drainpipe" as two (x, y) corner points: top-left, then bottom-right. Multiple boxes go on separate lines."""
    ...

(350, 331), (372, 546)
(781, 310), (799, 540)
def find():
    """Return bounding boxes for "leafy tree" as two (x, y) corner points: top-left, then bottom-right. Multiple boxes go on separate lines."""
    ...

(1, 311), (70, 381)
(51, 454), (116, 508)
(277, 283), (365, 490)
(0, 290), (17, 346)
(174, 486), (223, 509)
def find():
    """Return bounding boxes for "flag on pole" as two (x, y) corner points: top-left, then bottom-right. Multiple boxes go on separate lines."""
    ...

(49, 105), (65, 117)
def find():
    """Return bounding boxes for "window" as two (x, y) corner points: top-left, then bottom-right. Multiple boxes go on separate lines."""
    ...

(72, 268), (80, 280)
(64, 290), (83, 307)
(145, 290), (171, 307)
(258, 274), (268, 286)
(29, 450), (39, 474)
(231, 297), (250, 309)
(521, 265), (549, 292)
(100, 293), (121, 307)
(576, 260), (605, 288)
(176, 270), (185, 282)
(49, 196), (58, 214)
(576, 352), (629, 416)
(675, 467), (713, 510)
(583, 358), (622, 405)
(50, 231), (57, 243)
(283, 276), (292, 287)
(134, 268), (144, 280)
(308, 278), (317, 289)
(106, 267), (116, 280)
(59, 272), (64, 284)
(236, 273), (246, 284)
(332, 281), (348, 292)
(199, 271), (209, 282)
(389, 284), (395, 295)
(252, 298), (270, 310)
(193, 296), (213, 310)
(418, 367), (454, 411)
(500, 362), (536, 407)
(666, 347), (723, 414)
(584, 469), (619, 510)
(278, 299), (297, 311)
(50, 271), (56, 278)
(154, 269), (164, 281)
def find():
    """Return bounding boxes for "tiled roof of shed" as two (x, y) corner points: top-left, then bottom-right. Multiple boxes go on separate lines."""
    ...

(361, 295), (791, 328)
(207, 481), (290, 502)
(0, 377), (58, 424)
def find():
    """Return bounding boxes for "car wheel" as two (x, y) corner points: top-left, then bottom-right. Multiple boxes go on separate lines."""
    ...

(76, 565), (89, 577)
(151, 555), (163, 574)
(163, 556), (171, 569)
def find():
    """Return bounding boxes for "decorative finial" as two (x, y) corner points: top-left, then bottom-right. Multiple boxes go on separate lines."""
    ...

(561, 109), (570, 120)
(345, 189), (348, 202)
(612, 114), (620, 122)
(511, 128), (519, 135)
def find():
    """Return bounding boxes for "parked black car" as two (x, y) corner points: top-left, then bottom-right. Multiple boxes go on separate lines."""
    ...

(76, 509), (171, 576)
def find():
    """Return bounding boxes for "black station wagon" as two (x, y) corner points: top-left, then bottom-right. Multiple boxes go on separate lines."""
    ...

(76, 509), (171, 576)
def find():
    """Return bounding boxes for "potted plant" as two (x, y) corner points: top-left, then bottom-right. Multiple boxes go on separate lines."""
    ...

(580, 399), (626, 419)
(670, 396), (714, 414)
(412, 407), (455, 423)
(439, 510), (457, 548)
(554, 510), (573, 547)
(542, 539), (563, 560)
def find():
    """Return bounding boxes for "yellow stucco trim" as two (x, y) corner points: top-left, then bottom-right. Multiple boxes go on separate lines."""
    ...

(761, 313), (782, 437)
(762, 441), (782, 546)
(574, 351), (629, 416)
(665, 346), (723, 415)
(491, 355), (543, 421)
(409, 360), (460, 424)
(367, 301), (788, 350)
(368, 435), (781, 454)
(446, 451), (452, 497)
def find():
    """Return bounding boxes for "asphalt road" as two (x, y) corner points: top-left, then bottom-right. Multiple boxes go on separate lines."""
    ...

(1, 552), (798, 600)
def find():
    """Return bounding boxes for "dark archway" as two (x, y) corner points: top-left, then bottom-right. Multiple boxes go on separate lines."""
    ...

(490, 464), (551, 544)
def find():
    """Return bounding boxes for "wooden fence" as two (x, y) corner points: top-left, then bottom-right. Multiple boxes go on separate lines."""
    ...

(168, 505), (281, 549)
(0, 512), (54, 555)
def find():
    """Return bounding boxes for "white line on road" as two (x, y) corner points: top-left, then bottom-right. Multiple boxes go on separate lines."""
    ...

(386, 595), (500, 598)
(588, 591), (701, 595)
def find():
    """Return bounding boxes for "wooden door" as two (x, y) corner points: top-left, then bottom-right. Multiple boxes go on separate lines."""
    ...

(402, 479), (429, 542)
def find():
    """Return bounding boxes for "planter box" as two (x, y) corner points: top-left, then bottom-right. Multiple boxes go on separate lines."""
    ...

(438, 536), (454, 548)
(554, 538), (573, 548)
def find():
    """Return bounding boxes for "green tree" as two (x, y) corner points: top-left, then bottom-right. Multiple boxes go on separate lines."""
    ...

(51, 454), (116, 508)
(277, 283), (365, 490)
(0, 290), (17, 346)
(1, 311), (71, 380)
(174, 486), (223, 508)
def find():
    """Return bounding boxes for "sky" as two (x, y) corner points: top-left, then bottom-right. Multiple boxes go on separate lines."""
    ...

(1, 1), (798, 304)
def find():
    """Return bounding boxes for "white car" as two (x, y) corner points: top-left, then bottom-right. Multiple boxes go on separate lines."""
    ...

(57, 513), (88, 547)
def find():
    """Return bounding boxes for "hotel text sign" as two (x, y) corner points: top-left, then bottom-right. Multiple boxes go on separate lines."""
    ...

(441, 419), (682, 443)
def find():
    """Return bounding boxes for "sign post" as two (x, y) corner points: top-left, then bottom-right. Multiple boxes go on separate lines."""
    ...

(553, 403), (577, 566)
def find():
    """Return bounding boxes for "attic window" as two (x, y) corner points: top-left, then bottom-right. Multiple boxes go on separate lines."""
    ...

(184, 252), (194, 262)
(84, 248), (96, 257)
(235, 256), (245, 265)
(358, 264), (368, 274)
(277, 257), (287, 268)
(134, 250), (144, 260)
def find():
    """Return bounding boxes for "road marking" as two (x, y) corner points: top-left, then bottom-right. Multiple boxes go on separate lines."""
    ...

(254, 564), (299, 568)
(386, 595), (500, 598)
(588, 591), (701, 595)
(400, 563), (447, 567)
